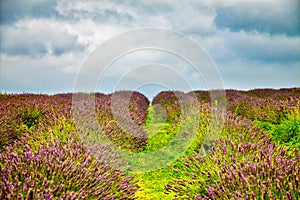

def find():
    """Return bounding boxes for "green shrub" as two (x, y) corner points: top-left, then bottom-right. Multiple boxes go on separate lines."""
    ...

(256, 106), (300, 149)
(18, 108), (44, 129)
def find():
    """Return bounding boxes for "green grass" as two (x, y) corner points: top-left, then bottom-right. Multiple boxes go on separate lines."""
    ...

(132, 103), (300, 199)
(134, 167), (176, 199)
(133, 106), (178, 199)
(255, 105), (300, 149)
(143, 106), (178, 152)
(133, 105), (212, 199)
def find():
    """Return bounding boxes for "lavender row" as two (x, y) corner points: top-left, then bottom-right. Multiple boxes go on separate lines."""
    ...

(166, 110), (300, 199)
(1, 135), (138, 199)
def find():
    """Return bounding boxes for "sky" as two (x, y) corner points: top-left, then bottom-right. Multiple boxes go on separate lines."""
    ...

(0, 0), (300, 99)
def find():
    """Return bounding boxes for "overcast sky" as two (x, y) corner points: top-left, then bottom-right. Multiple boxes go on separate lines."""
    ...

(0, 0), (299, 98)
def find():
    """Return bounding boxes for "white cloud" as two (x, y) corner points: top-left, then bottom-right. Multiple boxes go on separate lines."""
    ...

(0, 52), (83, 93)
(219, 58), (300, 89)
(1, 18), (84, 56)
(0, 0), (299, 94)
(197, 30), (300, 64)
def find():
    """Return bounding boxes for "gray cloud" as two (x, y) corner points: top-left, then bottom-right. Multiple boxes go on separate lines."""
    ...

(0, 0), (58, 24)
(0, 19), (85, 57)
(0, 0), (299, 94)
(56, 1), (135, 25)
(206, 30), (300, 64)
(214, 0), (300, 36)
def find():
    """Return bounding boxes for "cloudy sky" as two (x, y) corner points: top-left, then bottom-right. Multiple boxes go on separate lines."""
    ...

(0, 0), (299, 98)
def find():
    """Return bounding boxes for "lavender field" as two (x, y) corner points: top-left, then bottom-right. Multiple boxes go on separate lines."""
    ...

(1, 88), (300, 199)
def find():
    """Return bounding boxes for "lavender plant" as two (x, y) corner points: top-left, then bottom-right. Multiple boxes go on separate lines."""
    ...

(166, 111), (300, 199)
(226, 89), (300, 124)
(0, 136), (138, 199)
(1, 88), (300, 199)
(73, 91), (149, 152)
(0, 93), (73, 150)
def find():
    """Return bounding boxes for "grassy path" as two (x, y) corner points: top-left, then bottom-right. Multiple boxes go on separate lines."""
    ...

(133, 106), (177, 199)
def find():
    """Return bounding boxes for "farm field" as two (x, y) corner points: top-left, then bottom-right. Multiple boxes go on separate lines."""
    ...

(0, 88), (300, 199)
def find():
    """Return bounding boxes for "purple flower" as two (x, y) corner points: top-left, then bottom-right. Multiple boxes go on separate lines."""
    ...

(208, 187), (214, 196)
(17, 194), (23, 200)
(222, 146), (227, 154)
(45, 194), (52, 200)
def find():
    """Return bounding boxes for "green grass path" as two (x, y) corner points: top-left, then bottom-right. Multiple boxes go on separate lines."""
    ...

(133, 106), (177, 199)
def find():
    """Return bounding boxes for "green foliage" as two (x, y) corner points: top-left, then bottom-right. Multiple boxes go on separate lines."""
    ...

(1, 108), (41, 151)
(26, 116), (77, 152)
(166, 114), (300, 199)
(232, 100), (287, 124)
(18, 108), (44, 129)
(143, 106), (178, 152)
(134, 168), (176, 199)
(256, 106), (300, 149)
(134, 103), (211, 199)
(133, 105), (190, 199)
